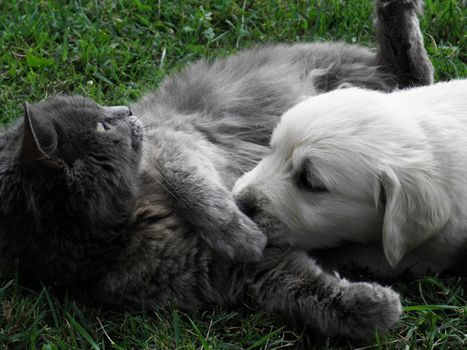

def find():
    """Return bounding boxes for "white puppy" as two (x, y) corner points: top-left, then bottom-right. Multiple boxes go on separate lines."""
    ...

(233, 80), (467, 277)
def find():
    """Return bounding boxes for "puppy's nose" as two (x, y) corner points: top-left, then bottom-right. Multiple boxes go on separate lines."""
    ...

(235, 195), (258, 218)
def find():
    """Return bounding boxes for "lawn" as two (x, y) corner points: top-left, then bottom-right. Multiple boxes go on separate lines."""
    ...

(0, 0), (466, 349)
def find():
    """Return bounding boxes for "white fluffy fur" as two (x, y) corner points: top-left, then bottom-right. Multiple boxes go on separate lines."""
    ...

(233, 80), (467, 276)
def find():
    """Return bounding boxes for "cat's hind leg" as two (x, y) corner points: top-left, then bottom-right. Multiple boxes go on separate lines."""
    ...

(246, 248), (401, 339)
(375, 0), (434, 87)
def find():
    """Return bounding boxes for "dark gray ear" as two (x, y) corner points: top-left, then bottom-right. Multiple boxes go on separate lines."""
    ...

(20, 103), (62, 171)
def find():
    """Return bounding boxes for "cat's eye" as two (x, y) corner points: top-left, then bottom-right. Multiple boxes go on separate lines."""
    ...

(96, 122), (110, 133)
(296, 161), (328, 193)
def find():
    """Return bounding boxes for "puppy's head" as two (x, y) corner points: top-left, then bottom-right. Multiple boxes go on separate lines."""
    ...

(233, 88), (451, 267)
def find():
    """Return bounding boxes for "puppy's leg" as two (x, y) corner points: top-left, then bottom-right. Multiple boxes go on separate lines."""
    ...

(243, 248), (402, 339)
(375, 0), (434, 87)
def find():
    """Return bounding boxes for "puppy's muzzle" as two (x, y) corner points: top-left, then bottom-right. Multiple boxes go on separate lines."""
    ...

(234, 190), (259, 218)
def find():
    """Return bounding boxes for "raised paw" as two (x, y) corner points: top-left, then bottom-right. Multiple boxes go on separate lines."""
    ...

(337, 280), (402, 339)
(377, 0), (424, 18)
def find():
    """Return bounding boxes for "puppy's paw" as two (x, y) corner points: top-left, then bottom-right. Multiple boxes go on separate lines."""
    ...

(338, 281), (402, 339)
(200, 209), (267, 262)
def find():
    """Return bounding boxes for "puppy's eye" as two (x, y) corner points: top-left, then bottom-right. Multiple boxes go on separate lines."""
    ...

(96, 121), (110, 132)
(296, 163), (328, 193)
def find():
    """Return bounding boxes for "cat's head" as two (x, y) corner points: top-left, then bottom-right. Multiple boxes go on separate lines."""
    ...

(0, 95), (143, 285)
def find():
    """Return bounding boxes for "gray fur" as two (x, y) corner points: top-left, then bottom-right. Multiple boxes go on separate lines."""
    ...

(375, 0), (434, 87)
(0, 0), (431, 339)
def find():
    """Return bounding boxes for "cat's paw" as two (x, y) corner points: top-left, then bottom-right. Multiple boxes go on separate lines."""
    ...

(377, 0), (424, 17)
(337, 280), (402, 339)
(201, 209), (267, 262)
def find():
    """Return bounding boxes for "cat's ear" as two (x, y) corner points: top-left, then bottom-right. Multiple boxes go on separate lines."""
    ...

(19, 103), (62, 171)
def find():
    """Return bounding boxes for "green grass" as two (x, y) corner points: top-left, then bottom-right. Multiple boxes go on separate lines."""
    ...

(0, 0), (466, 348)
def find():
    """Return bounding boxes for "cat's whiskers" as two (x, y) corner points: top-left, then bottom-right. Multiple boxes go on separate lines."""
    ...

(140, 136), (154, 143)
(144, 168), (181, 203)
(140, 120), (165, 130)
(232, 128), (272, 140)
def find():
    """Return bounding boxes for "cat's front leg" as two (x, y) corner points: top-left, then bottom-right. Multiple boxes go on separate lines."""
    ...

(246, 248), (402, 339)
(146, 136), (267, 262)
(375, 0), (434, 87)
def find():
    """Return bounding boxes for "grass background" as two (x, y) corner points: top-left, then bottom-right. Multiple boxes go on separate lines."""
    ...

(0, 0), (466, 348)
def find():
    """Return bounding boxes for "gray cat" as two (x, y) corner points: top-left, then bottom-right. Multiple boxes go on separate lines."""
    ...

(0, 0), (432, 339)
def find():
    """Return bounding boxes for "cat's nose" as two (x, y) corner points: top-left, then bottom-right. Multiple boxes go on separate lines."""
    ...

(103, 106), (132, 118)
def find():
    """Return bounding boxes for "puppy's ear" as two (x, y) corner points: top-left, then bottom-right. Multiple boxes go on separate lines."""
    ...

(380, 166), (451, 268)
